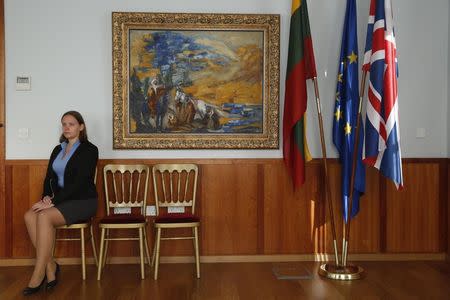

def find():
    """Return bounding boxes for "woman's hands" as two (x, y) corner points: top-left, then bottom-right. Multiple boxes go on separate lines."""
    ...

(41, 195), (53, 205)
(32, 196), (54, 212)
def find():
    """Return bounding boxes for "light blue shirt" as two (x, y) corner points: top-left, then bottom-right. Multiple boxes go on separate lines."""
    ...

(52, 141), (80, 188)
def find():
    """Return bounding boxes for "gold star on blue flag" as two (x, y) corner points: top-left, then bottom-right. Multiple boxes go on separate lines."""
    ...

(332, 0), (365, 222)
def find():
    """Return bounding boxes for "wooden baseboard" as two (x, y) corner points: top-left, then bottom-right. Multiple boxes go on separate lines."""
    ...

(0, 253), (445, 266)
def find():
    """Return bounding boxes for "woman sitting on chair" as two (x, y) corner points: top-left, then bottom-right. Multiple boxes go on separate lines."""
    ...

(23, 110), (98, 295)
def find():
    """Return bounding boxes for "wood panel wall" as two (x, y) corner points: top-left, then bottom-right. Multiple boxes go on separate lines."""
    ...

(1, 158), (448, 259)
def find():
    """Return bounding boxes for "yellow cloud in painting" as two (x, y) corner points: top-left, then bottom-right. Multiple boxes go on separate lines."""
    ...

(184, 44), (263, 105)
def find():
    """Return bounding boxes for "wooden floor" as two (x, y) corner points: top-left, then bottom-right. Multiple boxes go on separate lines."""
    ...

(1, 261), (450, 299)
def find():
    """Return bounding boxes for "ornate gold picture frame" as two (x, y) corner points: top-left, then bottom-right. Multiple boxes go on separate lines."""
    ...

(112, 12), (279, 149)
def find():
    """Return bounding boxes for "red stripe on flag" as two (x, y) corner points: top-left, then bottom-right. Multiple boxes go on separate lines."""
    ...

(371, 28), (385, 53)
(283, 128), (306, 187)
(383, 39), (396, 118)
(284, 61), (308, 132)
(368, 87), (381, 113)
(363, 156), (377, 166)
(369, 0), (376, 15)
(303, 36), (317, 79)
(283, 59), (308, 188)
(379, 122), (387, 142)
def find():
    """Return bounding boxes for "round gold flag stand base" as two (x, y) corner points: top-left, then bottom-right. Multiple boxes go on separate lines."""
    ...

(318, 263), (364, 280)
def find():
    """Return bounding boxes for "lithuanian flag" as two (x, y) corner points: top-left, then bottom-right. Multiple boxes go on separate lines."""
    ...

(283, 0), (317, 188)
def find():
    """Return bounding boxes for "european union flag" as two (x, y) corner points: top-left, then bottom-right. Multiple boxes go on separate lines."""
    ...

(332, 0), (365, 222)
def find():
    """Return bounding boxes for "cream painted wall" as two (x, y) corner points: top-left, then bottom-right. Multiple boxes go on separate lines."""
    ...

(4, 0), (449, 159)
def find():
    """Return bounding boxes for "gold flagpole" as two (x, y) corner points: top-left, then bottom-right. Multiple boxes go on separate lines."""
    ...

(342, 71), (367, 266)
(311, 77), (340, 266)
(318, 72), (367, 280)
(342, 220), (346, 265)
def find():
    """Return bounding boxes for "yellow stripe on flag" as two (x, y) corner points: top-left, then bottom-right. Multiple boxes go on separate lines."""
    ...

(292, 0), (301, 14)
(303, 113), (312, 162)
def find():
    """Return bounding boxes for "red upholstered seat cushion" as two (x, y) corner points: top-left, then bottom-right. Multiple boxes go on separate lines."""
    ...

(99, 214), (146, 224)
(155, 213), (200, 224)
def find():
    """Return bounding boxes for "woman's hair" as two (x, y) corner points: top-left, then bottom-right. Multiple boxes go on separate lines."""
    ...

(59, 110), (88, 143)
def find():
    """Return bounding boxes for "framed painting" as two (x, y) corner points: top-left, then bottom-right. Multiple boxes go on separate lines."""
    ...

(112, 12), (280, 149)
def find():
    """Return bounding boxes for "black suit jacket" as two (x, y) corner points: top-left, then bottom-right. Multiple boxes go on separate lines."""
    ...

(42, 141), (98, 205)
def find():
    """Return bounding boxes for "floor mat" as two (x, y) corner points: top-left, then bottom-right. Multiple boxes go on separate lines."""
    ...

(272, 262), (313, 280)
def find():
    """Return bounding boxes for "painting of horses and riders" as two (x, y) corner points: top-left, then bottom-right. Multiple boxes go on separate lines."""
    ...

(128, 29), (264, 134)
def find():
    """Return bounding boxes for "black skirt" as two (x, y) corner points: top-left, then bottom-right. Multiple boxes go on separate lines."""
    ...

(55, 198), (98, 225)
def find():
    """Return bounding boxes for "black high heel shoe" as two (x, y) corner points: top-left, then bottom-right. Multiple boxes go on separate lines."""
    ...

(22, 276), (46, 296)
(46, 262), (60, 290)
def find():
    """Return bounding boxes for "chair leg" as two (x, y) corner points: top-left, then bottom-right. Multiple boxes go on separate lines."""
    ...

(52, 230), (57, 257)
(154, 227), (162, 280)
(80, 227), (86, 280)
(194, 226), (200, 278)
(97, 228), (106, 280)
(90, 224), (98, 266)
(139, 228), (145, 279)
(151, 228), (157, 268)
(103, 229), (109, 268)
(143, 227), (151, 267)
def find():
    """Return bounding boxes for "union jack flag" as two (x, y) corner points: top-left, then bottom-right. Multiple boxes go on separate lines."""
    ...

(362, 0), (403, 189)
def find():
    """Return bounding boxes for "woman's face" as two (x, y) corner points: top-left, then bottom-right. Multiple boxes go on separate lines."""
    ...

(61, 114), (84, 141)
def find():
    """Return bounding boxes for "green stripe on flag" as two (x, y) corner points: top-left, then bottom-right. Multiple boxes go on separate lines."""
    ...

(293, 119), (306, 158)
(286, 1), (313, 76)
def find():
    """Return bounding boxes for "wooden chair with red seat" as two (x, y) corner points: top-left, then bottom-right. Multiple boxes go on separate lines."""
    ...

(151, 163), (200, 280)
(96, 164), (151, 280)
